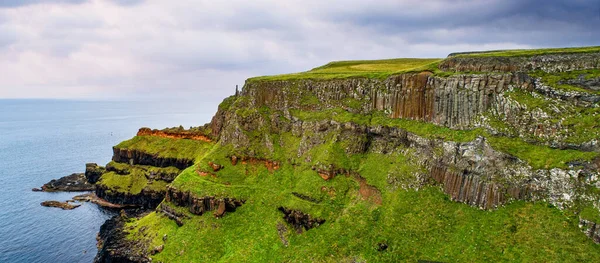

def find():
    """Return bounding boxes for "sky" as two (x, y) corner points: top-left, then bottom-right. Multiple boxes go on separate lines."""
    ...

(0, 0), (598, 101)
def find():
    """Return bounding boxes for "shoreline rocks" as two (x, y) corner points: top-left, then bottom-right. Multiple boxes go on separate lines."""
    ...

(35, 173), (95, 192)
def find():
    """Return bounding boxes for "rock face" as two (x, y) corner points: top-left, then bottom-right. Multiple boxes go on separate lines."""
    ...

(112, 148), (194, 170)
(278, 207), (325, 233)
(37, 173), (95, 192)
(440, 52), (600, 73)
(211, 71), (600, 210)
(95, 184), (165, 210)
(234, 73), (533, 130)
(580, 218), (600, 244)
(95, 216), (150, 263)
(86, 163), (106, 184)
(164, 186), (245, 217)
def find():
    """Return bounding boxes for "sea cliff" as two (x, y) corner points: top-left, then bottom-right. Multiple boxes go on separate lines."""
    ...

(93, 46), (600, 262)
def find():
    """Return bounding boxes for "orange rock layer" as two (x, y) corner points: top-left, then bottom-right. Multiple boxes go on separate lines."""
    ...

(137, 127), (211, 142)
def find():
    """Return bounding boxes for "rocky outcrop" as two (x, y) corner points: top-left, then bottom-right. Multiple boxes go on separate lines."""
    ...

(105, 162), (180, 183)
(157, 203), (188, 226)
(40, 200), (80, 210)
(137, 127), (211, 142)
(563, 75), (600, 92)
(112, 148), (194, 170)
(580, 218), (600, 244)
(164, 186), (245, 217)
(36, 173), (95, 192)
(231, 73), (534, 132)
(95, 216), (150, 263)
(439, 52), (600, 73)
(95, 184), (165, 210)
(86, 163), (106, 184)
(430, 164), (535, 209)
(278, 207), (325, 233)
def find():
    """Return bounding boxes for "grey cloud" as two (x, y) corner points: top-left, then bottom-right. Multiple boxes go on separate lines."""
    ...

(107, 0), (145, 7)
(0, 0), (599, 100)
(328, 0), (600, 47)
(0, 0), (86, 8)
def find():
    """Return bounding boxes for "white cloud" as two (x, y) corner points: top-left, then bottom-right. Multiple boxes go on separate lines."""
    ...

(0, 0), (597, 100)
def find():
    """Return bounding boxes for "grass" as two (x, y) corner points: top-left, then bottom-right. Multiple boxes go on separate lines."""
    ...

(97, 169), (168, 195)
(289, 108), (597, 170)
(449, 46), (600, 58)
(114, 135), (214, 161)
(529, 69), (600, 95)
(248, 58), (441, 81)
(125, 147), (600, 262)
(503, 88), (600, 145)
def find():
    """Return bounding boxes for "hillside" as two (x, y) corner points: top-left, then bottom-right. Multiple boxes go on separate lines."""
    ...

(93, 46), (600, 262)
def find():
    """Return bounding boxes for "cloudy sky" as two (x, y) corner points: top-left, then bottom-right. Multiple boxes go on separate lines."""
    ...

(0, 0), (598, 101)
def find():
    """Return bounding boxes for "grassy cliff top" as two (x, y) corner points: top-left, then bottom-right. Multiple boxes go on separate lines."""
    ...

(448, 46), (600, 58)
(115, 135), (214, 160)
(248, 58), (441, 81)
(248, 46), (600, 82)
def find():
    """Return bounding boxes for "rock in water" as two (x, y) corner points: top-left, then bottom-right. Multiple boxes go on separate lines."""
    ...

(41, 201), (81, 210)
(37, 173), (95, 192)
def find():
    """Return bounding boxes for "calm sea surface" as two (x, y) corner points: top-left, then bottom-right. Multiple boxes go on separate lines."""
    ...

(0, 99), (216, 263)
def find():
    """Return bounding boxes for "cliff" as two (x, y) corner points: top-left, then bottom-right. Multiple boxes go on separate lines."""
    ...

(96, 46), (600, 263)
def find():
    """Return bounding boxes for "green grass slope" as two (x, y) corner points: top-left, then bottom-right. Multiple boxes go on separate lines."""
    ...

(125, 144), (600, 262)
(249, 58), (441, 81)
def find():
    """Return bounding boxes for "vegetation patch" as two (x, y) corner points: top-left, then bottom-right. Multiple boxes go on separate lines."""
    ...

(449, 46), (600, 58)
(115, 135), (214, 161)
(530, 69), (600, 94)
(248, 58), (441, 81)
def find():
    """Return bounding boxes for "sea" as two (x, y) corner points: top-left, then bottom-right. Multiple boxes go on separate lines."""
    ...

(0, 99), (216, 263)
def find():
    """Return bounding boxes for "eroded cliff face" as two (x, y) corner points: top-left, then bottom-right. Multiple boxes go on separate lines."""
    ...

(208, 52), (600, 211)
(440, 52), (600, 73)
(94, 49), (600, 262)
(112, 148), (194, 170)
(236, 72), (534, 130)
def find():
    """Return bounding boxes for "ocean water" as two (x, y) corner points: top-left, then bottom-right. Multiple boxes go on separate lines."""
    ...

(0, 99), (216, 263)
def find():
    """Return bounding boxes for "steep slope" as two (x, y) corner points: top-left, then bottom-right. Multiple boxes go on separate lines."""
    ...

(96, 46), (600, 262)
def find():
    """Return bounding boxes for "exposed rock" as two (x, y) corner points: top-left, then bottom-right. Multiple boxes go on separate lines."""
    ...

(164, 186), (245, 217)
(95, 184), (165, 210)
(37, 173), (95, 192)
(278, 207), (325, 233)
(579, 218), (600, 244)
(208, 161), (223, 172)
(157, 203), (187, 226)
(150, 245), (164, 255)
(73, 193), (130, 209)
(86, 163), (106, 184)
(276, 222), (289, 247)
(112, 148), (194, 170)
(439, 52), (600, 73)
(291, 192), (320, 203)
(94, 216), (150, 263)
(41, 200), (80, 210)
(377, 243), (388, 252)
